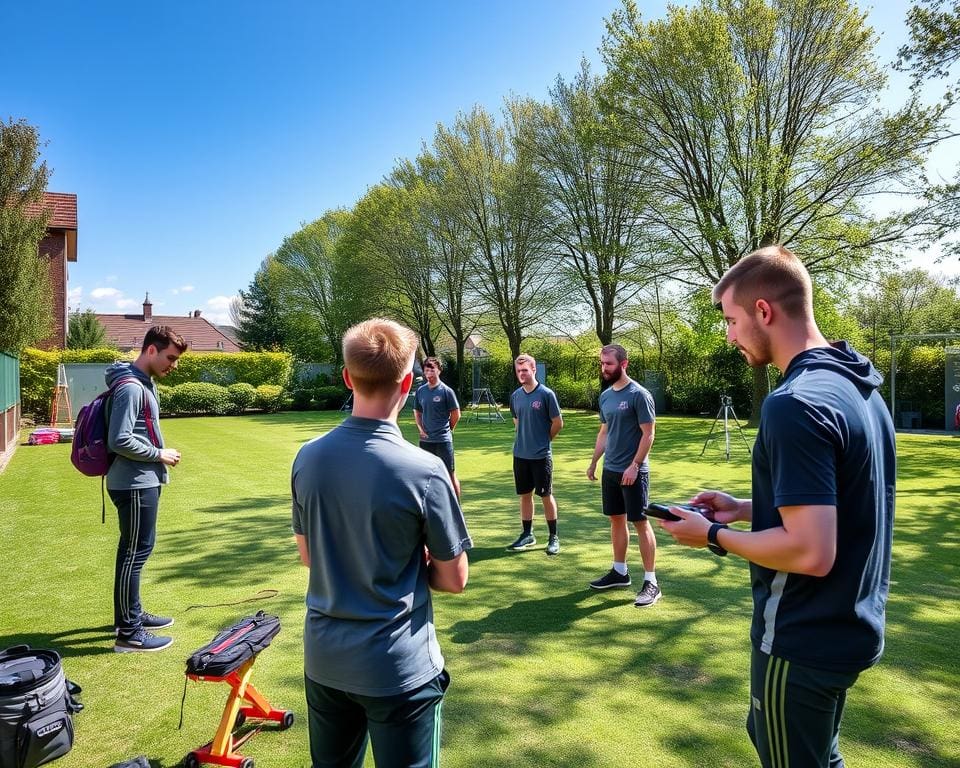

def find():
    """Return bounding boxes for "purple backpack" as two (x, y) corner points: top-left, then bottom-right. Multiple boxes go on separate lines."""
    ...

(71, 377), (159, 520)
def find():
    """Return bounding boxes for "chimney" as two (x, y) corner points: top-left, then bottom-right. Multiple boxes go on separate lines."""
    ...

(193, 309), (201, 318)
(143, 293), (153, 322)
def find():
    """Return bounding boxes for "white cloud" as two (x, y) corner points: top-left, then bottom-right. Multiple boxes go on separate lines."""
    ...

(206, 295), (236, 311)
(171, 284), (195, 295)
(90, 287), (120, 299)
(203, 295), (238, 326)
(116, 298), (137, 309)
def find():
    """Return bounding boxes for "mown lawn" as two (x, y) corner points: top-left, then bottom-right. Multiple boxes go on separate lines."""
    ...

(0, 411), (957, 767)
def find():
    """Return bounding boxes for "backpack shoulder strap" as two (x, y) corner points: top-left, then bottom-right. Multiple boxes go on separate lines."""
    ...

(109, 377), (160, 448)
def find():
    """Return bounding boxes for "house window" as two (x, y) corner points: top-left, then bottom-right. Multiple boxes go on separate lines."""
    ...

(217, 341), (224, 350)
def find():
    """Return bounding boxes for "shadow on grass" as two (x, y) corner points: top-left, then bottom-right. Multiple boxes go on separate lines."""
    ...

(0, 625), (116, 659)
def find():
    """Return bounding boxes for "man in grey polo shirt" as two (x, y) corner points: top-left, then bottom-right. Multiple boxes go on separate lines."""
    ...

(292, 318), (472, 768)
(587, 344), (661, 607)
(414, 356), (461, 499)
(507, 353), (564, 555)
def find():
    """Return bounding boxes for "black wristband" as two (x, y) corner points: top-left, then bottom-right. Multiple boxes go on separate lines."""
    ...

(707, 522), (728, 557)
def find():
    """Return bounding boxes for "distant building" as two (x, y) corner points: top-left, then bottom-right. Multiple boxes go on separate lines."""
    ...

(24, 192), (78, 350)
(96, 294), (242, 352)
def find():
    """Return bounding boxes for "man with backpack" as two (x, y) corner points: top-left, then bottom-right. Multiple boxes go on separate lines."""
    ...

(107, 325), (187, 653)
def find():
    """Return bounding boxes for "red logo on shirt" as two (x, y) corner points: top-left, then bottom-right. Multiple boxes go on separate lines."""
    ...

(532, 401), (542, 409)
(433, 395), (442, 402)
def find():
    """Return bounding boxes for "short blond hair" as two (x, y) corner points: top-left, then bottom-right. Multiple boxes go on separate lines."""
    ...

(342, 318), (418, 396)
(711, 245), (812, 320)
(514, 354), (536, 368)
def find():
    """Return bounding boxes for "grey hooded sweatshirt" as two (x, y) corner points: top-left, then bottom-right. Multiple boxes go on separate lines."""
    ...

(105, 362), (168, 490)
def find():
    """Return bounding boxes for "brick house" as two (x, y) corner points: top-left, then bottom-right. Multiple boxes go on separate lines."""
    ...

(25, 192), (78, 350)
(96, 294), (242, 352)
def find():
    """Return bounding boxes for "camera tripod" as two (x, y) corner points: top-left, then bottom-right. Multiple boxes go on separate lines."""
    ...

(700, 395), (752, 461)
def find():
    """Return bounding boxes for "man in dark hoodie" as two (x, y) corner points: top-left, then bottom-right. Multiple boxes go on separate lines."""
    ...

(660, 246), (895, 768)
(106, 325), (187, 652)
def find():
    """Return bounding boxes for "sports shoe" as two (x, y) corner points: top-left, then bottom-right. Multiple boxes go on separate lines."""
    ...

(507, 532), (537, 551)
(114, 629), (174, 653)
(634, 580), (662, 607)
(545, 535), (560, 556)
(589, 569), (631, 589)
(114, 612), (174, 635)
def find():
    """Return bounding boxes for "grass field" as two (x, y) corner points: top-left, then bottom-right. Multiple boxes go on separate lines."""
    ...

(1, 411), (957, 768)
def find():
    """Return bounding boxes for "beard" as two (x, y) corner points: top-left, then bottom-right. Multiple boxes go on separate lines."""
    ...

(601, 367), (625, 384)
(737, 328), (773, 368)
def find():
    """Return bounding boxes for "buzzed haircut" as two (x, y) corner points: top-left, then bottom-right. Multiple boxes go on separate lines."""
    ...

(142, 325), (188, 354)
(343, 318), (419, 396)
(515, 354), (536, 368)
(711, 245), (813, 320)
(423, 356), (443, 371)
(601, 344), (628, 363)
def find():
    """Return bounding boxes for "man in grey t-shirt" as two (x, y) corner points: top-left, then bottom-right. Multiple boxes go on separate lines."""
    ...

(414, 356), (461, 498)
(293, 318), (472, 768)
(507, 354), (563, 555)
(586, 344), (661, 607)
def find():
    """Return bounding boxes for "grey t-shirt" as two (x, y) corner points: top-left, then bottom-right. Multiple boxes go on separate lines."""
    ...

(510, 383), (561, 460)
(291, 416), (472, 696)
(414, 381), (459, 443)
(598, 380), (655, 473)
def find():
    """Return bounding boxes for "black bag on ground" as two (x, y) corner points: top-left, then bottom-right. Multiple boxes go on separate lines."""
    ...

(185, 612), (281, 677)
(0, 646), (82, 768)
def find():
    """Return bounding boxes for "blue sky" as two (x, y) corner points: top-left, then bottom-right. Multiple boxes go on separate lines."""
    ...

(2, 1), (956, 326)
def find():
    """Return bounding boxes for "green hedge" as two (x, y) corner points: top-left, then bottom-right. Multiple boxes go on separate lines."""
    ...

(255, 384), (286, 412)
(873, 345), (945, 428)
(19, 348), (293, 421)
(166, 382), (233, 415)
(227, 382), (258, 412)
(20, 348), (130, 421)
(160, 351), (292, 388)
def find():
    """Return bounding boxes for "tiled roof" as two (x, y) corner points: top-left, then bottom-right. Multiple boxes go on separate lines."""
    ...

(96, 313), (242, 353)
(24, 192), (77, 230)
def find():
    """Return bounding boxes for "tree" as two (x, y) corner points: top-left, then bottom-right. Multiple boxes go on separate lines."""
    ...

(898, 0), (960, 99)
(517, 61), (665, 346)
(234, 256), (286, 351)
(849, 268), (960, 357)
(433, 107), (564, 358)
(897, 0), (960, 264)
(410, 152), (484, 394)
(272, 210), (385, 364)
(0, 118), (52, 353)
(351, 181), (439, 356)
(602, 0), (948, 420)
(66, 309), (113, 349)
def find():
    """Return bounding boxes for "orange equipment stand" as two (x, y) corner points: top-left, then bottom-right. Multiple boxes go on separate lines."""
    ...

(184, 656), (294, 768)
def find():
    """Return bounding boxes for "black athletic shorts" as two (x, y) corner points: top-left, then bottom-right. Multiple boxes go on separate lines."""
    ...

(419, 440), (455, 473)
(513, 456), (553, 497)
(601, 468), (649, 521)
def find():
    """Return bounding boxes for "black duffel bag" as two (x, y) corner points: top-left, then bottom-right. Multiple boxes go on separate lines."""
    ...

(0, 646), (82, 768)
(186, 611), (281, 677)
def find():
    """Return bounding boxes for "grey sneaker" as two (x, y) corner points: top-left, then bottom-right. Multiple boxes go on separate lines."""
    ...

(589, 569), (631, 589)
(545, 535), (560, 556)
(114, 629), (174, 653)
(114, 611), (174, 635)
(507, 532), (537, 551)
(634, 580), (662, 607)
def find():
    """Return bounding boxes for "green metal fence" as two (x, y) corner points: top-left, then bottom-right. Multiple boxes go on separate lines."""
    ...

(0, 352), (19, 411)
